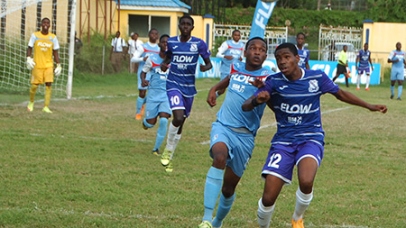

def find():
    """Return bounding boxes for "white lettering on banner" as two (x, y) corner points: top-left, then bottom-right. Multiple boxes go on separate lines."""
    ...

(311, 64), (330, 75)
(281, 103), (312, 114)
(173, 55), (194, 63)
(254, 2), (276, 30)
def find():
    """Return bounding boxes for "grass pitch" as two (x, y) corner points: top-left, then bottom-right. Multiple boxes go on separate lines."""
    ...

(0, 72), (405, 227)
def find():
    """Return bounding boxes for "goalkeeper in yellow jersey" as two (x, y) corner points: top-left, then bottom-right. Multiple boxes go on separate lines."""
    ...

(26, 17), (61, 113)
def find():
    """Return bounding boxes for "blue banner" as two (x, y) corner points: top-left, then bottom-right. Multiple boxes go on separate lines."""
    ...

(249, 0), (277, 39)
(196, 57), (381, 85)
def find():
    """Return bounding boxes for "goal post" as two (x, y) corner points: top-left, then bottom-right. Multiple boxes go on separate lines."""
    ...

(0, 0), (76, 99)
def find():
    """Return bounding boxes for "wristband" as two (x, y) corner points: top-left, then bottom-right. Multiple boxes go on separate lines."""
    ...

(251, 97), (260, 107)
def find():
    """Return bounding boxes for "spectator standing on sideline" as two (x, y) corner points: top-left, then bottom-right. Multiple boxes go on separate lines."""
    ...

(356, 43), (374, 90)
(198, 37), (272, 228)
(74, 31), (83, 56)
(215, 29), (244, 97)
(388, 42), (405, 100)
(140, 34), (171, 156)
(26, 17), (61, 114)
(332, 45), (350, 87)
(110, 31), (127, 73)
(295, 32), (310, 70)
(159, 14), (212, 172)
(131, 28), (159, 120)
(242, 43), (387, 228)
(128, 32), (137, 73)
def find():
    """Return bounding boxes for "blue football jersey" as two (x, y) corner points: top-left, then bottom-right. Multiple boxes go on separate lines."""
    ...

(137, 42), (160, 79)
(357, 50), (371, 69)
(216, 61), (273, 136)
(143, 53), (169, 103)
(165, 36), (211, 97)
(257, 69), (339, 144)
(296, 46), (310, 69)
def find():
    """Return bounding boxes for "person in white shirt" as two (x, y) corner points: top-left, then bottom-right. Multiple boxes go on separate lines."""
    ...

(110, 31), (127, 73)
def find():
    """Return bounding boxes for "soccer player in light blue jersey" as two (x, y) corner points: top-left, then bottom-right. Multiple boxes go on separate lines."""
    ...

(242, 43), (387, 228)
(198, 37), (273, 228)
(132, 28), (160, 120)
(296, 32), (310, 70)
(356, 43), (374, 90)
(388, 42), (406, 100)
(215, 29), (245, 97)
(159, 14), (213, 171)
(140, 34), (171, 159)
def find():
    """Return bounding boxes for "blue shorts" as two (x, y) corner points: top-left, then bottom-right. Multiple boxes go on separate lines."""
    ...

(391, 69), (405, 81)
(357, 67), (371, 75)
(144, 100), (171, 120)
(210, 122), (255, 178)
(261, 141), (324, 184)
(167, 90), (194, 117)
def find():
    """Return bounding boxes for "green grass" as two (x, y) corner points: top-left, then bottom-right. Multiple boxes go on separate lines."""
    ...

(0, 73), (405, 227)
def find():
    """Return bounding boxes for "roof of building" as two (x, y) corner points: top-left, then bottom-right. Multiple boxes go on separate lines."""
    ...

(116, 0), (191, 9)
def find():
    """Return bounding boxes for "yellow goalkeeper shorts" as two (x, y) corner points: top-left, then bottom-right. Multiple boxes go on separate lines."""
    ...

(31, 67), (54, 84)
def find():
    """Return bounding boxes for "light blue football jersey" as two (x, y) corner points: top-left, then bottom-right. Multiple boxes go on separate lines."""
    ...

(257, 69), (339, 144)
(388, 50), (405, 70)
(219, 40), (245, 76)
(143, 53), (169, 103)
(216, 61), (273, 136)
(165, 36), (211, 97)
(137, 42), (160, 79)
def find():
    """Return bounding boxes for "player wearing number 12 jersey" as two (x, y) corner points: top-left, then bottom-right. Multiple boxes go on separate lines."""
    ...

(243, 42), (387, 228)
(159, 14), (212, 172)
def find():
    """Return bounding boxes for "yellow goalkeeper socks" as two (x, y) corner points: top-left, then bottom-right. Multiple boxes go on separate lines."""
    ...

(29, 84), (38, 102)
(44, 86), (52, 107)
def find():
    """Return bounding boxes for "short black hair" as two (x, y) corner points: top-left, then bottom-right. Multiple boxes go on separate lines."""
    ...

(149, 28), (158, 34)
(41, 17), (50, 23)
(245, 36), (267, 51)
(159, 34), (169, 42)
(296, 32), (306, 38)
(274, 42), (298, 55)
(179, 14), (194, 25)
(232, 29), (240, 35)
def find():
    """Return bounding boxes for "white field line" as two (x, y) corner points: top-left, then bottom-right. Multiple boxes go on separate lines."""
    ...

(0, 205), (368, 228)
(4, 88), (212, 107)
(26, 133), (152, 143)
(200, 107), (351, 145)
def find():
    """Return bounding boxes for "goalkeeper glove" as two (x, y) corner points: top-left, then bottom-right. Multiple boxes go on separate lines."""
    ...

(26, 57), (35, 70)
(54, 63), (62, 77)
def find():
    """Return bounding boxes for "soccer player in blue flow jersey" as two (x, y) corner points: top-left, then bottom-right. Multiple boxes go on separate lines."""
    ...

(159, 14), (213, 172)
(198, 37), (274, 228)
(388, 42), (406, 100)
(356, 43), (374, 90)
(131, 28), (160, 120)
(242, 43), (387, 228)
(140, 34), (171, 157)
(296, 32), (310, 70)
(215, 29), (245, 97)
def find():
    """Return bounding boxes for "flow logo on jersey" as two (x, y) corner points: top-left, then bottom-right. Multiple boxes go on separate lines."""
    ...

(173, 55), (194, 63)
(308, 80), (319, 93)
(230, 73), (267, 84)
(281, 103), (313, 114)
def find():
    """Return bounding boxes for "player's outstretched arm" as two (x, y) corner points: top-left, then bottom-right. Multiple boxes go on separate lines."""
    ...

(242, 91), (270, 111)
(206, 77), (230, 107)
(200, 57), (213, 72)
(333, 89), (387, 113)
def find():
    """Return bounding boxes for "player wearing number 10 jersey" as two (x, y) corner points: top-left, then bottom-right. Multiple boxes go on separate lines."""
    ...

(159, 14), (212, 172)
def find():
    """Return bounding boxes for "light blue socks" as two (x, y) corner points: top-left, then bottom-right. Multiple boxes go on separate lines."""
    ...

(212, 193), (236, 227)
(153, 117), (168, 151)
(136, 97), (145, 114)
(202, 167), (224, 222)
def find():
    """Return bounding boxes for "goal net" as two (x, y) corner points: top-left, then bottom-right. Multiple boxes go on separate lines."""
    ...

(0, 0), (76, 98)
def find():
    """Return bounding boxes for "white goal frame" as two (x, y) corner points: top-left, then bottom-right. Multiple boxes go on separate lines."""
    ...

(0, 0), (76, 99)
